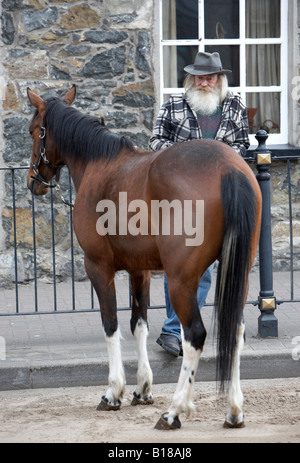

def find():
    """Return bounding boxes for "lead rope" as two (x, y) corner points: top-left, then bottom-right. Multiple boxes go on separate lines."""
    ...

(31, 173), (74, 207)
(53, 180), (74, 208)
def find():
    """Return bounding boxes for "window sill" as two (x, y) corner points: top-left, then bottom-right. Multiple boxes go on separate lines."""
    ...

(246, 144), (300, 161)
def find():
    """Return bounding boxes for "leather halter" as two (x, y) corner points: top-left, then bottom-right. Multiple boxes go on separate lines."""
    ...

(30, 119), (73, 207)
(30, 121), (64, 188)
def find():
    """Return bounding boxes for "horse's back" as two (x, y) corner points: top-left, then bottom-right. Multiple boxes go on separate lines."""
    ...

(149, 139), (258, 199)
(149, 139), (231, 199)
(151, 139), (246, 171)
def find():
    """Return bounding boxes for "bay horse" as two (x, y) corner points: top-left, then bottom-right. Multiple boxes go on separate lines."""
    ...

(26, 85), (261, 430)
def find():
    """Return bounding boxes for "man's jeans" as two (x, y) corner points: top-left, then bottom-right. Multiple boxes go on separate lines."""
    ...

(161, 264), (214, 341)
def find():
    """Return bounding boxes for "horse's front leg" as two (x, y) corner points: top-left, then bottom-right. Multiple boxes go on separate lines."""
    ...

(85, 257), (126, 411)
(130, 270), (153, 406)
(98, 321), (126, 411)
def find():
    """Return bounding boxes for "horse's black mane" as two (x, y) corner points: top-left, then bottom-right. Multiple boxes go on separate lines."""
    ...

(43, 97), (135, 163)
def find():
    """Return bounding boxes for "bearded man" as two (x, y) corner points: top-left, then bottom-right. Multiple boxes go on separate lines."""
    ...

(149, 51), (250, 357)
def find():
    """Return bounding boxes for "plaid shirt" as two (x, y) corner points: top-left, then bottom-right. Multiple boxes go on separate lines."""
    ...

(149, 91), (250, 156)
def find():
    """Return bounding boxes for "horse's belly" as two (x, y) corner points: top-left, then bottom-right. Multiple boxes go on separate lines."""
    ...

(110, 237), (163, 271)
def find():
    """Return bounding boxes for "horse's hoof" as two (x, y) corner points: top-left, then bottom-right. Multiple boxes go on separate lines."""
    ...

(154, 414), (181, 430)
(223, 413), (245, 428)
(223, 420), (245, 428)
(131, 396), (154, 406)
(131, 392), (154, 406)
(96, 396), (121, 411)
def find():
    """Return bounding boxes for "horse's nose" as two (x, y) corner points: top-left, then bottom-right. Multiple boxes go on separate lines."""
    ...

(27, 171), (48, 196)
(31, 179), (38, 195)
(27, 174), (36, 194)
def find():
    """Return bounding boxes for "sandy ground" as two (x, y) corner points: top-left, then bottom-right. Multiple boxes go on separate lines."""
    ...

(0, 378), (299, 444)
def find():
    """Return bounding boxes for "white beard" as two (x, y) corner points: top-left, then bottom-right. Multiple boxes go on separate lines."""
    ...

(187, 87), (221, 116)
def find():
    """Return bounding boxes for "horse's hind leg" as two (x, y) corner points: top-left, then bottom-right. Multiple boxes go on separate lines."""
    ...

(155, 334), (202, 430)
(224, 322), (245, 428)
(85, 257), (126, 411)
(155, 280), (206, 429)
(130, 271), (153, 405)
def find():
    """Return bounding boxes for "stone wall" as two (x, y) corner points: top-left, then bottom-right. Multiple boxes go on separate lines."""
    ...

(270, 160), (300, 271)
(0, 0), (155, 286)
(1, 0), (154, 151)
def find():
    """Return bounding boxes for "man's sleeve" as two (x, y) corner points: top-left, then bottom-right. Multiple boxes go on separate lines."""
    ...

(229, 98), (250, 157)
(149, 101), (176, 151)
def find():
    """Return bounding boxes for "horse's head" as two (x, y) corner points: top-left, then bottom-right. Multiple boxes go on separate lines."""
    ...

(27, 85), (76, 195)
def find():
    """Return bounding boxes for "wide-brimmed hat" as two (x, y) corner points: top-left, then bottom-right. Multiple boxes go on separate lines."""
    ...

(184, 52), (232, 76)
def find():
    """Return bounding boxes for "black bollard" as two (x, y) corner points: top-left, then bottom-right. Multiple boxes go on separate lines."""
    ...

(255, 130), (278, 338)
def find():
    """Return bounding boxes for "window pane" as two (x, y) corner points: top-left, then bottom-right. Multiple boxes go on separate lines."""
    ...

(246, 93), (280, 134)
(204, 0), (239, 39)
(162, 0), (198, 40)
(246, 45), (280, 86)
(163, 46), (199, 88)
(246, 0), (280, 38)
(205, 45), (240, 86)
(163, 93), (182, 103)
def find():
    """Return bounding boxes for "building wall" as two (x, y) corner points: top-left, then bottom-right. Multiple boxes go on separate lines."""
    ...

(289, 0), (300, 146)
(0, 0), (299, 286)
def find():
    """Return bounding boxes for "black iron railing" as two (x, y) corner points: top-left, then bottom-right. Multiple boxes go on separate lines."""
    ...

(0, 131), (299, 339)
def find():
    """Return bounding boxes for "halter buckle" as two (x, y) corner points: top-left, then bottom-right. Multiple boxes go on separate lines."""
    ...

(39, 126), (46, 139)
(40, 148), (50, 165)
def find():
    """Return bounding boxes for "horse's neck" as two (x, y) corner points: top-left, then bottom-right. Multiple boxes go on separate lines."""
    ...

(64, 157), (86, 192)
(64, 148), (150, 192)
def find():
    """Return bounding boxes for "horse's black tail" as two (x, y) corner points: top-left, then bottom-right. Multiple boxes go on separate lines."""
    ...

(214, 168), (258, 392)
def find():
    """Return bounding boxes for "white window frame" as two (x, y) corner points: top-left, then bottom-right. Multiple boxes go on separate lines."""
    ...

(159, 0), (289, 146)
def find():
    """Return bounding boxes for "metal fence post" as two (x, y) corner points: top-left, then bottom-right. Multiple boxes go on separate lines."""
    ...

(255, 129), (278, 338)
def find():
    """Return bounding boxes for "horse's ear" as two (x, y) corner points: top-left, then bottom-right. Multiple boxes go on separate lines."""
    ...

(27, 88), (45, 111)
(63, 84), (76, 106)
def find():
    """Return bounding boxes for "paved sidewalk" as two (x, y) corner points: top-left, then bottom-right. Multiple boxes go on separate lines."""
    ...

(0, 271), (299, 390)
